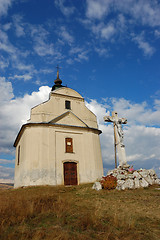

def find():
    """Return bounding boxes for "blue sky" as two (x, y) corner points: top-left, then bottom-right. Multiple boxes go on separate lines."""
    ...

(0, 0), (160, 182)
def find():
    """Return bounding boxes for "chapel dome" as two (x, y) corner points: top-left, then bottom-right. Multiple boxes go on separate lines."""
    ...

(53, 87), (83, 99)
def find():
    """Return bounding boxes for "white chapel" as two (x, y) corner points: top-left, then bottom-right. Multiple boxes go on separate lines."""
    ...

(14, 70), (103, 188)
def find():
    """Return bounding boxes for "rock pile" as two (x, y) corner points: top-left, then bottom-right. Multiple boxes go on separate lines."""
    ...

(92, 167), (160, 191)
(107, 167), (160, 190)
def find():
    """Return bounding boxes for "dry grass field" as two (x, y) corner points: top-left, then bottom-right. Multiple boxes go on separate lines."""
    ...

(0, 184), (160, 240)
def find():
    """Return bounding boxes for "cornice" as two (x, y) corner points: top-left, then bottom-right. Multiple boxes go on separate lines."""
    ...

(13, 122), (102, 147)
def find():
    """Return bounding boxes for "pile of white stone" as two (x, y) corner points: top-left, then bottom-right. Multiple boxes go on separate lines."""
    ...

(92, 167), (160, 191)
(108, 167), (160, 190)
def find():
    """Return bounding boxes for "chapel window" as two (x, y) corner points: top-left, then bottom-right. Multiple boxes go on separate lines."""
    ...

(65, 100), (71, 109)
(17, 146), (20, 165)
(65, 138), (73, 153)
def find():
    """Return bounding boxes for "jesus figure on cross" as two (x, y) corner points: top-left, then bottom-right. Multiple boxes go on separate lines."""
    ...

(104, 111), (129, 168)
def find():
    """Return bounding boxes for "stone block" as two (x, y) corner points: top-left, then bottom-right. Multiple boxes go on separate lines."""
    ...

(117, 174), (126, 180)
(92, 182), (102, 191)
(144, 177), (154, 185)
(139, 178), (149, 188)
(134, 178), (140, 188)
(127, 174), (135, 179)
(117, 170), (126, 174)
(124, 179), (135, 189)
(121, 184), (126, 190)
(148, 169), (156, 176)
(117, 180), (125, 186)
(116, 180), (125, 190)
(133, 171), (141, 179)
(112, 173), (118, 178)
(139, 171), (148, 178)
(155, 178), (160, 185)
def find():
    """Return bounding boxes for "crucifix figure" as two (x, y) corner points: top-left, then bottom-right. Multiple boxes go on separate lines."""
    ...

(104, 111), (129, 168)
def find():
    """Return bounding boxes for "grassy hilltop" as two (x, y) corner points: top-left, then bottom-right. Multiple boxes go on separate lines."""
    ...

(0, 184), (160, 240)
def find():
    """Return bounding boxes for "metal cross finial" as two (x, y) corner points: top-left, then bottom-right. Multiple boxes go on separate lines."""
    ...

(56, 64), (61, 79)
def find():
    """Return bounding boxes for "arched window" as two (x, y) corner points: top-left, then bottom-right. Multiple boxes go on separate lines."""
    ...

(17, 146), (20, 165)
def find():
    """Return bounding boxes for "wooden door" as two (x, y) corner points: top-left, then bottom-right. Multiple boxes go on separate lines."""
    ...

(64, 162), (77, 185)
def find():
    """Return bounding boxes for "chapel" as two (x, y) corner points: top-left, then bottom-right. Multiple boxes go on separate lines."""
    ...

(14, 70), (103, 188)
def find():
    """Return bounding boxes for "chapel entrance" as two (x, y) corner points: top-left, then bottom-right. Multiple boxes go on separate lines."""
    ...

(64, 162), (77, 185)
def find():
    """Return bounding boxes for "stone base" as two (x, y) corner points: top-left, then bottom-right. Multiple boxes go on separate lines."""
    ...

(107, 168), (160, 190)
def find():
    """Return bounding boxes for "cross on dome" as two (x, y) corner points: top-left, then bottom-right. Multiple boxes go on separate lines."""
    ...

(51, 64), (63, 91)
(56, 64), (61, 79)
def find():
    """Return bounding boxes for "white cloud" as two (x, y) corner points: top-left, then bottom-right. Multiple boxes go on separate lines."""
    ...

(110, 97), (160, 126)
(75, 50), (88, 62)
(124, 0), (160, 27)
(90, 21), (117, 41)
(55, 0), (75, 17)
(0, 56), (9, 69)
(69, 47), (83, 55)
(0, 29), (34, 72)
(125, 125), (160, 160)
(0, 166), (14, 181)
(101, 23), (116, 40)
(9, 74), (32, 81)
(0, 81), (51, 155)
(59, 26), (74, 45)
(90, 22), (102, 35)
(132, 33), (155, 56)
(154, 99), (160, 110)
(66, 58), (73, 65)
(86, 0), (111, 20)
(34, 42), (55, 56)
(83, 0), (160, 56)
(86, 0), (160, 27)
(2, 22), (12, 31)
(40, 68), (54, 74)
(12, 14), (25, 37)
(86, 99), (110, 125)
(116, 14), (127, 33)
(30, 25), (55, 56)
(95, 47), (109, 57)
(0, 29), (16, 54)
(81, 16), (118, 43)
(13, 62), (34, 72)
(69, 47), (89, 62)
(0, 159), (15, 164)
(0, 77), (14, 103)
(155, 30), (160, 38)
(0, 0), (13, 17)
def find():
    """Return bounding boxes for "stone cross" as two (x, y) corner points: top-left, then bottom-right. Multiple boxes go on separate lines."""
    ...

(104, 111), (129, 168)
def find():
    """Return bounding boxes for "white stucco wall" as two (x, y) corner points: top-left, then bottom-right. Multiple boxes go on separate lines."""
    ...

(14, 86), (103, 188)
(28, 87), (98, 129)
(14, 125), (103, 188)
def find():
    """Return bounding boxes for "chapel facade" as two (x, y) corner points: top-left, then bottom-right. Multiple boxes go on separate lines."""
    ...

(14, 71), (103, 188)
